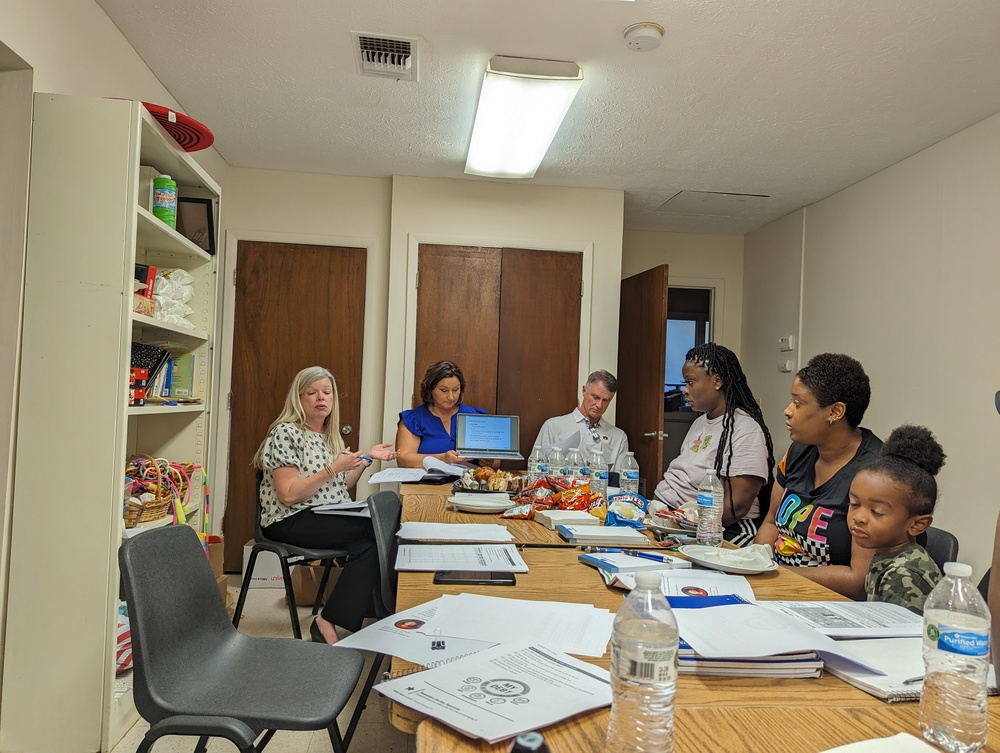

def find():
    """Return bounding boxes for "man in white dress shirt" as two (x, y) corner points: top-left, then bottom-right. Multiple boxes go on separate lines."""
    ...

(532, 370), (630, 470)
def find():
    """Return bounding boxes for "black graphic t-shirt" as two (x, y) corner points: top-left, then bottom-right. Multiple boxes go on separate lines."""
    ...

(773, 428), (882, 567)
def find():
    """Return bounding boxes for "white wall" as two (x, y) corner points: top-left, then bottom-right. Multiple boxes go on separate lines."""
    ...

(383, 176), (624, 439)
(217, 169), (392, 505)
(744, 113), (1000, 578)
(622, 230), (745, 355)
(741, 209), (805, 459)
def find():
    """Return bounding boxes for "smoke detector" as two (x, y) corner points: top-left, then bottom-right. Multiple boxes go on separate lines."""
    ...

(623, 22), (664, 52)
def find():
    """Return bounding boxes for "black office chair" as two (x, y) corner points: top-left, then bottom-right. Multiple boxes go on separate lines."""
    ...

(918, 526), (960, 573)
(119, 525), (366, 753)
(234, 470), (350, 639)
(978, 568), (991, 603)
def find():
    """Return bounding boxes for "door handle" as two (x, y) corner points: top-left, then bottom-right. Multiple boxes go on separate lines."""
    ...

(643, 431), (666, 440)
(341, 425), (353, 436)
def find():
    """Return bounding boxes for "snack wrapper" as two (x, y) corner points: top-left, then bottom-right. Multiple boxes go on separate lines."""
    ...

(500, 503), (535, 520)
(607, 492), (647, 521)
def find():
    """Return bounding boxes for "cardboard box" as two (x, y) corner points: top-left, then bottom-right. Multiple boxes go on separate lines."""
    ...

(289, 561), (342, 606)
(207, 535), (224, 577)
(242, 539), (285, 588)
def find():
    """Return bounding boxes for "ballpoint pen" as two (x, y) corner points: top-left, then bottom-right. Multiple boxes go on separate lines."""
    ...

(622, 549), (673, 563)
(581, 546), (622, 553)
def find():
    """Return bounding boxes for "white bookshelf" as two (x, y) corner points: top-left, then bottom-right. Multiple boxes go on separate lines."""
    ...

(2, 94), (221, 752)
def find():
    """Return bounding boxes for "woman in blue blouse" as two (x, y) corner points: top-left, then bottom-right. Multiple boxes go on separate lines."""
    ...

(395, 360), (489, 467)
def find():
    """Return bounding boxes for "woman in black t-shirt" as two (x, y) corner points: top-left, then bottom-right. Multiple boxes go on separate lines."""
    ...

(755, 353), (882, 600)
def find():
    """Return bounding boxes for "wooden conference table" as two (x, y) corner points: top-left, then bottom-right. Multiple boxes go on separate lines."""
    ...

(393, 484), (1000, 752)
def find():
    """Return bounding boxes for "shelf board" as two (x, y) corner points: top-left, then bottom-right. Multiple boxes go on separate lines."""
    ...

(127, 403), (205, 416)
(132, 312), (208, 342)
(135, 206), (213, 263)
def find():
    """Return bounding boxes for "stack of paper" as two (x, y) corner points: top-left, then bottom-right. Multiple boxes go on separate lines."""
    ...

(758, 601), (922, 638)
(556, 524), (649, 546)
(397, 522), (513, 542)
(535, 509), (600, 530)
(369, 456), (471, 484)
(395, 544), (528, 572)
(578, 551), (690, 573)
(670, 598), (879, 679)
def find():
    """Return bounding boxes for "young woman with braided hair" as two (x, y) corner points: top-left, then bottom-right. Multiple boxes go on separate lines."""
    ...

(650, 343), (775, 546)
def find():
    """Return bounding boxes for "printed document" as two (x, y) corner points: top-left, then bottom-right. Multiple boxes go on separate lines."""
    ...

(376, 641), (611, 744)
(759, 601), (922, 638)
(369, 457), (470, 484)
(613, 569), (757, 601)
(419, 593), (614, 657)
(335, 597), (495, 667)
(398, 522), (513, 542)
(395, 544), (528, 572)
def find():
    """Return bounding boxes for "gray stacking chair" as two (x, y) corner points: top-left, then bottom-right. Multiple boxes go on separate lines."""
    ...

(920, 526), (960, 573)
(119, 524), (366, 753)
(233, 469), (349, 639)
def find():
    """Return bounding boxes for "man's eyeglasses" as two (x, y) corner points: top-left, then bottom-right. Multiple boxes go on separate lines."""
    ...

(588, 424), (601, 442)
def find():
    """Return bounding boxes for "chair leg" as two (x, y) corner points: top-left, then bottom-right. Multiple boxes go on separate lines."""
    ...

(279, 556), (302, 639)
(193, 736), (210, 753)
(255, 729), (276, 752)
(233, 548), (262, 628)
(342, 653), (386, 750)
(328, 722), (348, 753)
(313, 558), (334, 616)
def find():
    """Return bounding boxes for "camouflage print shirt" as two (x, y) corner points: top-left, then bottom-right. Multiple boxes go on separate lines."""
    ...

(865, 543), (941, 615)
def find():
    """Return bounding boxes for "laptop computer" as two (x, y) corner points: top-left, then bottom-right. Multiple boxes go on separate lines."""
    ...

(455, 414), (524, 460)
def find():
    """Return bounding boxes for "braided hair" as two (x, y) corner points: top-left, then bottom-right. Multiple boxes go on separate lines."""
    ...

(685, 344), (775, 517)
(865, 425), (946, 516)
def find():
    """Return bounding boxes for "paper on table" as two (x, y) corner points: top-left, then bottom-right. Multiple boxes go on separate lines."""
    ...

(819, 733), (938, 752)
(334, 597), (495, 666)
(312, 500), (368, 511)
(315, 507), (372, 518)
(398, 522), (513, 542)
(368, 467), (427, 484)
(395, 544), (528, 572)
(758, 601), (922, 638)
(672, 603), (883, 672)
(614, 569), (757, 601)
(376, 640), (611, 744)
(420, 592), (615, 657)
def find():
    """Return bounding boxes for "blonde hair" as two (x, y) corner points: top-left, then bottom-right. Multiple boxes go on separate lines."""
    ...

(252, 366), (346, 467)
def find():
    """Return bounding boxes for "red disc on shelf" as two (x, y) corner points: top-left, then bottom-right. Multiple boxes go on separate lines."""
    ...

(141, 102), (215, 152)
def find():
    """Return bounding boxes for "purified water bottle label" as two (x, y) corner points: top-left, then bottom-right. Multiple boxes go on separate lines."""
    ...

(611, 641), (677, 684)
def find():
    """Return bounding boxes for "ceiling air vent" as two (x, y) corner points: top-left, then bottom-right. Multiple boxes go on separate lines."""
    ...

(352, 32), (419, 82)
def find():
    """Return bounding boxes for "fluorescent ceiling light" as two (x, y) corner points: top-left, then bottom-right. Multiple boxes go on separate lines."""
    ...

(465, 56), (583, 179)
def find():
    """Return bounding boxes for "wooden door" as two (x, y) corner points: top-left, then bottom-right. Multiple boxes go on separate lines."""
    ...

(497, 247), (582, 459)
(223, 241), (366, 570)
(413, 245), (500, 412)
(616, 265), (669, 489)
(413, 244), (581, 463)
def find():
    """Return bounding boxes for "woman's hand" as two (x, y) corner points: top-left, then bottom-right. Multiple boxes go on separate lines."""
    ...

(367, 443), (399, 462)
(441, 450), (467, 465)
(331, 451), (365, 474)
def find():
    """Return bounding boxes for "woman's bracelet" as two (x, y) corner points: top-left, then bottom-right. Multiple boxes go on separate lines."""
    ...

(324, 464), (335, 478)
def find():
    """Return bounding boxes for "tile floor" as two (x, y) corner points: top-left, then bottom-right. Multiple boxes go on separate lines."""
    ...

(111, 576), (416, 753)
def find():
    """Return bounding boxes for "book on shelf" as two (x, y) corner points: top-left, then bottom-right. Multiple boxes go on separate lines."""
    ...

(134, 263), (157, 299)
(170, 353), (196, 398)
(578, 551), (690, 573)
(823, 637), (999, 702)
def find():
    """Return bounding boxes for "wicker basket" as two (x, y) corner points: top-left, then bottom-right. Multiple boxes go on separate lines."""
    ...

(124, 454), (174, 528)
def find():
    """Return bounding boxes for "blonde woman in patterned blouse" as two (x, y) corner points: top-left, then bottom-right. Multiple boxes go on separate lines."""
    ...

(252, 366), (397, 644)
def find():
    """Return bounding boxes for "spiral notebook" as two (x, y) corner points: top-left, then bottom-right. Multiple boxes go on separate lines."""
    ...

(824, 637), (998, 702)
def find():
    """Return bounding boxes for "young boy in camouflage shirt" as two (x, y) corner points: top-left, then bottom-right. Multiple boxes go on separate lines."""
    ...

(846, 425), (945, 614)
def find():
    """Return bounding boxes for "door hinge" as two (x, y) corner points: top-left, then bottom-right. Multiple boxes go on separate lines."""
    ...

(233, 269), (237, 286)
(227, 392), (232, 410)
(580, 278), (584, 297)
(415, 271), (419, 289)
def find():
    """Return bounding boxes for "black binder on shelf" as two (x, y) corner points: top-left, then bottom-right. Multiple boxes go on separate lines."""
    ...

(130, 342), (170, 385)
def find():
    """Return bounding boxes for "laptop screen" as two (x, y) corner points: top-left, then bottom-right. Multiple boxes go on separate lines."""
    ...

(455, 414), (521, 453)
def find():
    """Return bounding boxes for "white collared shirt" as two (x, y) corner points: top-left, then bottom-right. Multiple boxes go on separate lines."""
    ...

(532, 408), (630, 470)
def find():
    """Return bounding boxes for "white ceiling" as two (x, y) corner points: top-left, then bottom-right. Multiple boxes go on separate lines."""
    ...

(95, 0), (1000, 234)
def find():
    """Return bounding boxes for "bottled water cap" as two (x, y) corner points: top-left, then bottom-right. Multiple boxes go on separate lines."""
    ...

(634, 571), (662, 589)
(942, 562), (972, 577)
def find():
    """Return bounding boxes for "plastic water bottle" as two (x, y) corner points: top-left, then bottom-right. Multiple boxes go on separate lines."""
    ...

(510, 731), (550, 753)
(589, 448), (608, 497)
(547, 446), (565, 479)
(565, 448), (583, 481)
(695, 468), (724, 546)
(606, 570), (678, 753)
(919, 561), (990, 752)
(527, 445), (546, 484)
(620, 452), (639, 495)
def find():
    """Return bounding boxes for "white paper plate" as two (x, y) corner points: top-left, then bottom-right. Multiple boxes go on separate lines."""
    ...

(678, 544), (779, 575)
(448, 497), (516, 514)
(643, 517), (694, 536)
